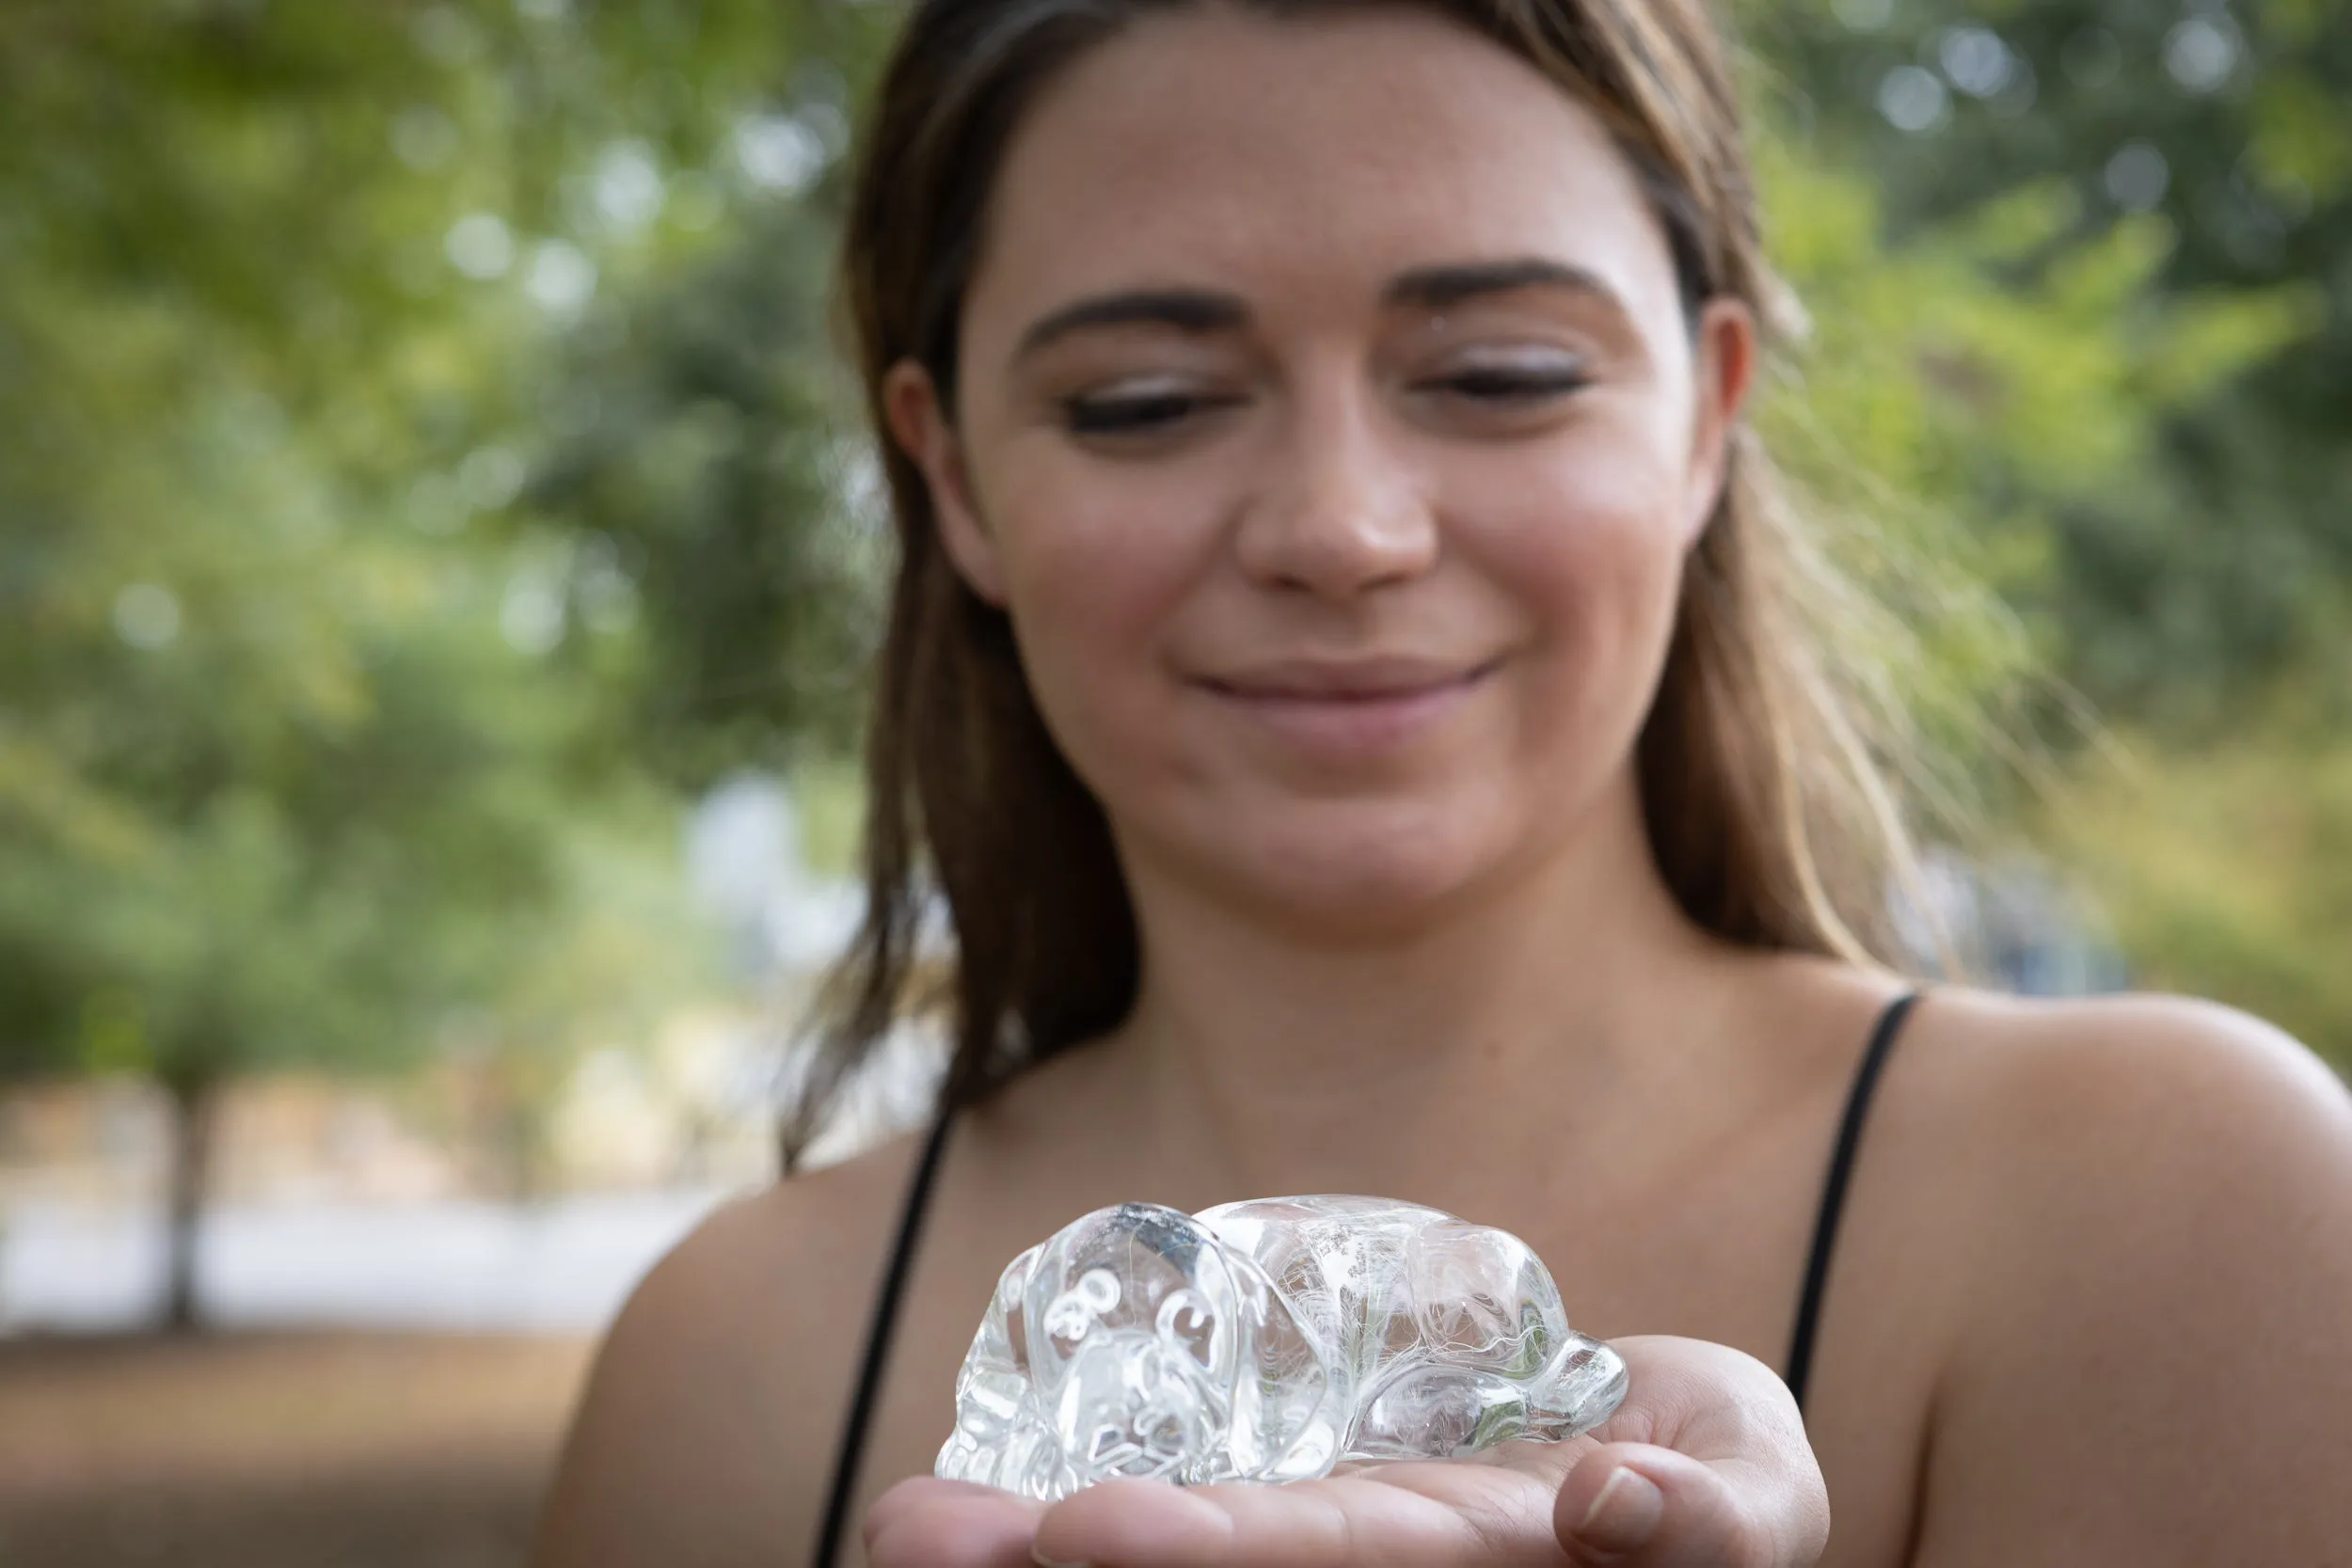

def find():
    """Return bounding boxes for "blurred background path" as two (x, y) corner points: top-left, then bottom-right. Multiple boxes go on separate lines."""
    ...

(3, 1191), (720, 1334)
(0, 1332), (591, 1568)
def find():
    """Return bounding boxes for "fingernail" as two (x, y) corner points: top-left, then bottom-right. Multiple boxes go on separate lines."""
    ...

(1577, 1464), (1665, 1553)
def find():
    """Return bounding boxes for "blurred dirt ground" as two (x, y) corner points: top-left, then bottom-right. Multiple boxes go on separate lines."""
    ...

(0, 1331), (595, 1568)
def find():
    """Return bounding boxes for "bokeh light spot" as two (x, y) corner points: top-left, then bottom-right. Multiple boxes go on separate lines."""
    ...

(2106, 141), (2172, 213)
(501, 571), (567, 657)
(1879, 67), (1951, 135)
(391, 105), (460, 171)
(113, 583), (183, 650)
(446, 213), (515, 279)
(735, 115), (825, 196)
(1938, 26), (2017, 100)
(2165, 18), (2239, 94)
(526, 241), (598, 316)
(593, 143), (666, 233)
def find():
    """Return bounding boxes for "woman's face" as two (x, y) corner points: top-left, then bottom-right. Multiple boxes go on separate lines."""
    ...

(889, 4), (1751, 930)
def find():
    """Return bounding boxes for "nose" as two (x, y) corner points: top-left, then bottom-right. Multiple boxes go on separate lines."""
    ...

(1232, 376), (1438, 599)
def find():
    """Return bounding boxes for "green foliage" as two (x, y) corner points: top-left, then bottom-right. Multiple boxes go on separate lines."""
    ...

(2041, 718), (2352, 1062)
(1744, 134), (2312, 841)
(1753, 0), (2352, 1057)
(0, 375), (590, 1093)
(531, 198), (882, 785)
(1752, 0), (2352, 727)
(0, 0), (875, 1104)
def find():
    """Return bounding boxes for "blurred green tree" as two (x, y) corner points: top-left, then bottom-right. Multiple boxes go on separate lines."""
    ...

(2037, 707), (2352, 1063)
(1756, 0), (2348, 724)
(1752, 138), (2320, 801)
(1748, 0), (2351, 1051)
(0, 0), (861, 1324)
(530, 193), (882, 787)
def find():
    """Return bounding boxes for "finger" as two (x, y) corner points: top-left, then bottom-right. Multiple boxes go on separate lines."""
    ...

(1554, 1442), (1829, 1568)
(865, 1477), (1047, 1568)
(1031, 1480), (1239, 1567)
(1589, 1337), (1797, 1459)
(1032, 1476), (1459, 1568)
(1034, 1471), (1563, 1568)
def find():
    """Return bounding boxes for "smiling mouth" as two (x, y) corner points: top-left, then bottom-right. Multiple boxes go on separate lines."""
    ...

(1193, 657), (1501, 750)
(1199, 656), (1502, 703)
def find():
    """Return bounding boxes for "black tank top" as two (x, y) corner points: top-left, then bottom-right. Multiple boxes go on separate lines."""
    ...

(810, 990), (1923, 1566)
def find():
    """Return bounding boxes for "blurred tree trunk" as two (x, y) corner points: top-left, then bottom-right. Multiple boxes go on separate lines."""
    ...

(159, 1067), (221, 1333)
(499, 1092), (547, 1205)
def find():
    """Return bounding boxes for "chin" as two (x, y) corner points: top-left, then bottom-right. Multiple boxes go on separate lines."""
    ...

(1207, 804), (1509, 936)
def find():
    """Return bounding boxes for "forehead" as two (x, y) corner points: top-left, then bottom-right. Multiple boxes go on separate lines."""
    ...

(963, 5), (1679, 344)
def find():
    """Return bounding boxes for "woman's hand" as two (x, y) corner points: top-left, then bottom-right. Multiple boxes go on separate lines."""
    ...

(864, 1336), (1829, 1568)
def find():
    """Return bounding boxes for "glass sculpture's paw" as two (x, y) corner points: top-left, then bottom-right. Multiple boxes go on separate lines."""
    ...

(936, 1196), (1625, 1498)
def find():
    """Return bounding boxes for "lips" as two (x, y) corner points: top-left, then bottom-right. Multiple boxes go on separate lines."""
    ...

(1199, 657), (1494, 703)
(1193, 657), (1498, 752)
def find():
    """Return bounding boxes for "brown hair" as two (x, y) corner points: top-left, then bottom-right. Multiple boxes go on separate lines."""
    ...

(786, 0), (1920, 1170)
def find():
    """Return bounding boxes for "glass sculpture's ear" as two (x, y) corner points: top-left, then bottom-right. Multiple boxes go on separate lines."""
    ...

(935, 1243), (1057, 1492)
(1197, 1198), (1369, 1480)
(1215, 1233), (1341, 1480)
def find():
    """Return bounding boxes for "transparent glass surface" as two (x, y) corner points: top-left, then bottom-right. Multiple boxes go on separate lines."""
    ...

(935, 1196), (1627, 1499)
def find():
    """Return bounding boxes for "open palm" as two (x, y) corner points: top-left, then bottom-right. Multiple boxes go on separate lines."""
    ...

(865, 1337), (1828, 1568)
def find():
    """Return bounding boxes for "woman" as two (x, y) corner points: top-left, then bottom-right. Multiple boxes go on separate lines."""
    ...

(532, 2), (2352, 1565)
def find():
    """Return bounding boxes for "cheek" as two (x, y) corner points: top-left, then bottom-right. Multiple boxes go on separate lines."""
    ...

(983, 441), (1218, 784)
(1430, 422), (1693, 846)
(1454, 421), (1692, 742)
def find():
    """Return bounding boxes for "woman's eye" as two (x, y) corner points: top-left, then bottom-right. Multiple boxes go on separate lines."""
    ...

(1426, 361), (1591, 404)
(1061, 388), (1232, 436)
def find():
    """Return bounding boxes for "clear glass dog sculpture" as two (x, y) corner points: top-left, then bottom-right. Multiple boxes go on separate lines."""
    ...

(935, 1196), (1627, 1499)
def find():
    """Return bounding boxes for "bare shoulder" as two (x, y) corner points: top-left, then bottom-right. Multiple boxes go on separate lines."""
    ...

(1908, 988), (2352, 1216)
(1901, 990), (2352, 1566)
(530, 1129), (930, 1568)
(1905, 987), (2352, 1323)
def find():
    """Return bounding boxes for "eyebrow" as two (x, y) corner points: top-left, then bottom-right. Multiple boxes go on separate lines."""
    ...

(1011, 257), (1623, 364)
(1383, 258), (1622, 313)
(1014, 289), (1249, 361)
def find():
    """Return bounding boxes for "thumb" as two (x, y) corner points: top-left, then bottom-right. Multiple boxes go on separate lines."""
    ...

(1554, 1442), (1828, 1567)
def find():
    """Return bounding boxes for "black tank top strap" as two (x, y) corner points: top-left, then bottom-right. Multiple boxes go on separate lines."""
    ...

(811, 1093), (958, 1568)
(1784, 990), (1924, 1416)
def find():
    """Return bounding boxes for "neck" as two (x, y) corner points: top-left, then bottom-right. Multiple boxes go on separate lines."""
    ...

(1104, 772), (1742, 1209)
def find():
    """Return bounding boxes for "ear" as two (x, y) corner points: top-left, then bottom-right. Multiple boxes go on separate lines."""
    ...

(882, 359), (1008, 606)
(1681, 297), (1757, 549)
